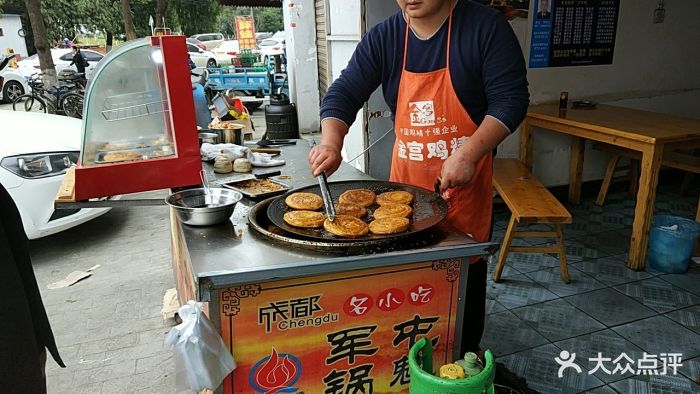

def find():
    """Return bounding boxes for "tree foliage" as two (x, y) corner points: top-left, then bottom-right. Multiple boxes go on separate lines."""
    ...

(1, 0), (284, 55)
(255, 8), (283, 34)
(169, 0), (221, 36)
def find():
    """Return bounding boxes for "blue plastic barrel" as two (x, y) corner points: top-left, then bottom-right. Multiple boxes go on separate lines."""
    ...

(647, 215), (700, 273)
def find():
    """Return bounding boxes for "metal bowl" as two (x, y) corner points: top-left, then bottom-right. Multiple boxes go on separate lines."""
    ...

(166, 188), (243, 226)
(198, 132), (220, 146)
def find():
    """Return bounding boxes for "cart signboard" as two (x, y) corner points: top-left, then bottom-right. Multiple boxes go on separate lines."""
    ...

(235, 16), (256, 50)
(219, 259), (463, 393)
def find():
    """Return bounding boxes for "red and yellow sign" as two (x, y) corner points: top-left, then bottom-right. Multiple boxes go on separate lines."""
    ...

(235, 16), (256, 50)
(154, 27), (171, 36)
(219, 259), (463, 393)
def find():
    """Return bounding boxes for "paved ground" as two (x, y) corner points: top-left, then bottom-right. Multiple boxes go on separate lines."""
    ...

(31, 191), (178, 393)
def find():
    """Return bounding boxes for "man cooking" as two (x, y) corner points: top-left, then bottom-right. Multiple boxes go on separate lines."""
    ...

(309, 0), (529, 355)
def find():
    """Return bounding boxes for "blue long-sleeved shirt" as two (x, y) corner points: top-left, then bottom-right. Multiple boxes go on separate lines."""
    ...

(320, 1), (529, 133)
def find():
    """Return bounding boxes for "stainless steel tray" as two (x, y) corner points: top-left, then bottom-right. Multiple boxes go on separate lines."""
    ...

(221, 178), (290, 199)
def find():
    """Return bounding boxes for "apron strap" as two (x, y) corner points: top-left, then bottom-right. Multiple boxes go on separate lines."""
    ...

(402, 14), (410, 70)
(402, 0), (455, 72)
(445, 0), (454, 71)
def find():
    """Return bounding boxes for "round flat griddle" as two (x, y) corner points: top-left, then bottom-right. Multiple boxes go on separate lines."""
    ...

(266, 180), (448, 243)
(249, 197), (448, 252)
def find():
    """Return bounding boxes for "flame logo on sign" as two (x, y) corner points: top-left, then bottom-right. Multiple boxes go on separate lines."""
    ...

(249, 348), (302, 393)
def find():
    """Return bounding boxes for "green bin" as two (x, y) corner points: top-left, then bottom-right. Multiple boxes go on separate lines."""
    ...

(408, 338), (495, 394)
(239, 49), (257, 68)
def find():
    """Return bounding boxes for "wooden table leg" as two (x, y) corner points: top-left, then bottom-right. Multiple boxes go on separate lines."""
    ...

(627, 144), (663, 270)
(519, 119), (534, 171)
(568, 137), (585, 204)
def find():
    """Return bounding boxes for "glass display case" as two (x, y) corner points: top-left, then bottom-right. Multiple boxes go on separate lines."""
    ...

(73, 35), (200, 200)
(80, 39), (174, 166)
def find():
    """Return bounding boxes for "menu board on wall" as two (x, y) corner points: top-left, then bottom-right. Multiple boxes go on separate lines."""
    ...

(529, 0), (620, 68)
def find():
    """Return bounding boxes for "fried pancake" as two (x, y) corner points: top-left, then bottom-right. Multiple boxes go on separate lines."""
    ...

(338, 189), (376, 207)
(369, 217), (410, 235)
(285, 192), (323, 210)
(323, 215), (369, 238)
(373, 203), (413, 219)
(377, 190), (414, 206)
(335, 202), (367, 218)
(102, 151), (142, 162)
(283, 210), (325, 228)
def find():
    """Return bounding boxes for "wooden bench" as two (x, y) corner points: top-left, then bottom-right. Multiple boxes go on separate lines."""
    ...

(594, 143), (700, 222)
(492, 159), (573, 283)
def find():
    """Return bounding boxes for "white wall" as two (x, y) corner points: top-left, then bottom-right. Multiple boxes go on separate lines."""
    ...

(282, 1), (320, 134)
(499, 0), (700, 186)
(0, 14), (29, 57)
(325, 0), (365, 171)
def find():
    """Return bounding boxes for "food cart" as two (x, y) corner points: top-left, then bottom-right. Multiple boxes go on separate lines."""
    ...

(54, 34), (496, 393)
(170, 143), (496, 393)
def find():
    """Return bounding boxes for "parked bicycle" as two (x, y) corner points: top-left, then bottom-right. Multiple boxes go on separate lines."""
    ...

(12, 73), (84, 119)
(12, 74), (46, 112)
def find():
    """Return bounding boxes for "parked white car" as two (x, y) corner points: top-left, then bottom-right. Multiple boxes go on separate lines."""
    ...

(0, 55), (29, 103)
(16, 48), (104, 79)
(187, 43), (218, 69)
(257, 38), (285, 62)
(0, 111), (112, 239)
(190, 33), (225, 50)
(211, 40), (241, 65)
(255, 32), (273, 44)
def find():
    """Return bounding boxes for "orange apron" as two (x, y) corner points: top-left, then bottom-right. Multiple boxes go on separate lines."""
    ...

(389, 3), (493, 246)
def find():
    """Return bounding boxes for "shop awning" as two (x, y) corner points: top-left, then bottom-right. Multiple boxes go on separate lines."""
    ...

(218, 0), (282, 6)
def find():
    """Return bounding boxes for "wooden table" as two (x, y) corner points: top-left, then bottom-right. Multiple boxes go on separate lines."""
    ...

(520, 104), (700, 270)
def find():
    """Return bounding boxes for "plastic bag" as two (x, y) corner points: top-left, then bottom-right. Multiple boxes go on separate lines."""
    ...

(164, 301), (236, 391)
(200, 143), (248, 161)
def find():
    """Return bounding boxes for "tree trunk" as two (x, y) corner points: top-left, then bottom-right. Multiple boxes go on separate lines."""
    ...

(23, 0), (56, 89)
(106, 31), (113, 53)
(155, 0), (167, 28)
(121, 0), (137, 40)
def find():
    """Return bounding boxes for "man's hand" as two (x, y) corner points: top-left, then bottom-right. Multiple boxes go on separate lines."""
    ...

(309, 144), (342, 176)
(438, 116), (510, 192)
(439, 150), (476, 192)
(309, 118), (349, 176)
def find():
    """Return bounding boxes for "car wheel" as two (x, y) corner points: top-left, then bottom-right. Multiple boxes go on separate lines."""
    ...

(2, 81), (24, 104)
(207, 59), (217, 68)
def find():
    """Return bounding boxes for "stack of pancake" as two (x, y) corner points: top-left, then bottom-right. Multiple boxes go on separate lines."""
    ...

(282, 189), (414, 238)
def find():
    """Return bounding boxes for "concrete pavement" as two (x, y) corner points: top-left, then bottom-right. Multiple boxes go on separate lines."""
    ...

(30, 191), (177, 393)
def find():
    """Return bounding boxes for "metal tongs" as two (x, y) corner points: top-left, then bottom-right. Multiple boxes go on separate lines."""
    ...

(311, 141), (336, 221)
(200, 169), (219, 208)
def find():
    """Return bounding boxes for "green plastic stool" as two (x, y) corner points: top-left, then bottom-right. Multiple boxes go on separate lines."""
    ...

(408, 338), (496, 394)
